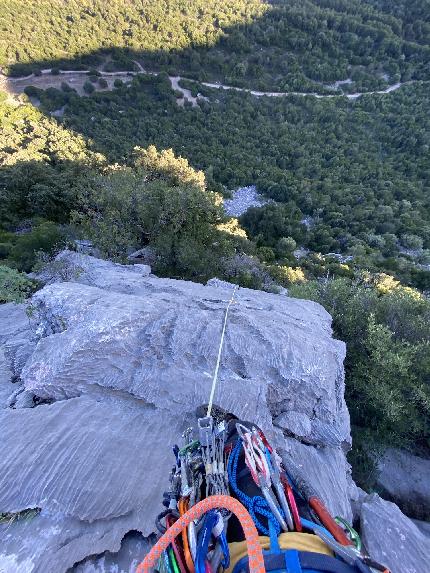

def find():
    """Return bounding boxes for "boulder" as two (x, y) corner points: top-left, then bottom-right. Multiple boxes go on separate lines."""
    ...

(32, 250), (151, 293)
(21, 278), (349, 452)
(361, 493), (430, 573)
(376, 448), (430, 520)
(0, 252), (352, 571)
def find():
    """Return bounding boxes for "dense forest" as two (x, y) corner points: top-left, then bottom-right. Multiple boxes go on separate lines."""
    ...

(1, 0), (429, 488)
(18, 72), (430, 290)
(2, 0), (430, 92)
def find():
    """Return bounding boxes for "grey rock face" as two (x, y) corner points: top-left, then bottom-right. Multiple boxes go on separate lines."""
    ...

(72, 532), (155, 573)
(0, 395), (186, 522)
(32, 250), (151, 294)
(279, 438), (355, 521)
(0, 252), (353, 571)
(0, 303), (35, 408)
(376, 448), (430, 520)
(0, 508), (153, 573)
(361, 494), (430, 573)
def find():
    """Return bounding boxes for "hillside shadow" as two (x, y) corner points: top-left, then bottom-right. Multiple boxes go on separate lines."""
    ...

(3, 0), (426, 91)
(2, 0), (430, 280)
(0, 0), (419, 166)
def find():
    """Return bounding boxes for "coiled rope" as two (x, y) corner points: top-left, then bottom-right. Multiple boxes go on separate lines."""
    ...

(228, 438), (282, 536)
(136, 495), (265, 573)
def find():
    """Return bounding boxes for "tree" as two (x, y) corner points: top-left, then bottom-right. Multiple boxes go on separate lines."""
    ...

(277, 236), (297, 257)
(83, 81), (95, 94)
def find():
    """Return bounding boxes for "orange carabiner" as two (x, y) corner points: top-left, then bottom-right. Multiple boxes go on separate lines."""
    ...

(179, 497), (195, 573)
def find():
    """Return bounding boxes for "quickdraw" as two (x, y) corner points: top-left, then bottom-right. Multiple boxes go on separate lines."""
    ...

(135, 285), (391, 573)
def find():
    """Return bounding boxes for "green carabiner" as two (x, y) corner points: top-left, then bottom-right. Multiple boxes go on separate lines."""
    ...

(335, 516), (362, 552)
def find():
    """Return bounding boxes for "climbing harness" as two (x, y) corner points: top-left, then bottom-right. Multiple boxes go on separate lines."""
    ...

(136, 284), (391, 573)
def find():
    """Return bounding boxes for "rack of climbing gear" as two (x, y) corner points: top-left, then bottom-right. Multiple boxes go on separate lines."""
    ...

(137, 416), (391, 573)
(136, 285), (391, 573)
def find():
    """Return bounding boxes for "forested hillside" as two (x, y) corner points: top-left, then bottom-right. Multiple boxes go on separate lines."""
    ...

(2, 0), (430, 92)
(18, 72), (430, 290)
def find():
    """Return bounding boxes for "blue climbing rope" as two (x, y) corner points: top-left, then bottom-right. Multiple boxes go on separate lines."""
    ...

(228, 438), (282, 536)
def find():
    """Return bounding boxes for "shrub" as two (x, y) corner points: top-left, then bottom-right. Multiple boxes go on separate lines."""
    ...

(0, 266), (35, 303)
(23, 85), (39, 98)
(8, 222), (66, 272)
(256, 246), (275, 263)
(83, 81), (95, 94)
(289, 276), (430, 487)
(51, 67), (60, 75)
(401, 234), (423, 250)
(277, 236), (297, 257)
(134, 145), (206, 191)
(113, 78), (123, 88)
(274, 265), (306, 285)
(98, 77), (108, 89)
(73, 162), (230, 279)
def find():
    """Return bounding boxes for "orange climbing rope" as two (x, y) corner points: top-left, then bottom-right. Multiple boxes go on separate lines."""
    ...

(136, 495), (265, 573)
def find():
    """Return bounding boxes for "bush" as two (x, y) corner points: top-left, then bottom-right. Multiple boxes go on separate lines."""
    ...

(83, 81), (95, 94)
(23, 85), (39, 98)
(98, 77), (108, 89)
(51, 67), (60, 75)
(73, 158), (231, 279)
(401, 234), (423, 250)
(0, 266), (35, 303)
(289, 276), (430, 487)
(256, 246), (275, 263)
(113, 78), (123, 88)
(272, 265), (306, 285)
(277, 236), (297, 257)
(8, 222), (66, 272)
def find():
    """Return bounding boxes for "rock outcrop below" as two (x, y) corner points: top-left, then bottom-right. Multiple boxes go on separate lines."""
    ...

(360, 494), (430, 573)
(376, 448), (430, 520)
(0, 251), (427, 573)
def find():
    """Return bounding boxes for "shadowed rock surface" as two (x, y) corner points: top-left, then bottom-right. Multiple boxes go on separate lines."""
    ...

(0, 251), (427, 572)
(360, 494), (430, 573)
(376, 448), (430, 520)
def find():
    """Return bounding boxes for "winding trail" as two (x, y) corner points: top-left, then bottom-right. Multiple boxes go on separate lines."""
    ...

(0, 60), (414, 103)
(200, 80), (406, 100)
